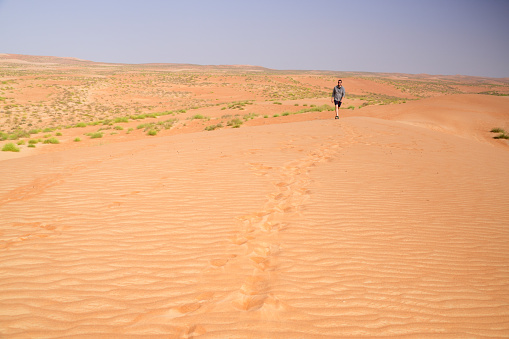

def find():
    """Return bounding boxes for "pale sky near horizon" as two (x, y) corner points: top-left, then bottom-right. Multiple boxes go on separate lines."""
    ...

(0, 0), (508, 78)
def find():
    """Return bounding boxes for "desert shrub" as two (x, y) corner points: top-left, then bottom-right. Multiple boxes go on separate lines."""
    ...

(243, 113), (258, 121)
(490, 128), (509, 139)
(43, 137), (60, 144)
(2, 143), (20, 152)
(205, 123), (223, 131)
(89, 132), (103, 139)
(114, 117), (129, 123)
(273, 101), (282, 105)
(74, 137), (81, 142)
(225, 101), (253, 110)
(191, 114), (206, 120)
(114, 125), (124, 130)
(75, 122), (87, 128)
(227, 118), (243, 128)
(147, 129), (157, 136)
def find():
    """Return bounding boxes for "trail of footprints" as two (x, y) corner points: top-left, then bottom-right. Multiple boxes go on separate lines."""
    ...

(143, 138), (346, 330)
(201, 137), (344, 314)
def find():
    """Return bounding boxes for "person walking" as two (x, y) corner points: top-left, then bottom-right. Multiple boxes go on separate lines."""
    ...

(331, 79), (346, 119)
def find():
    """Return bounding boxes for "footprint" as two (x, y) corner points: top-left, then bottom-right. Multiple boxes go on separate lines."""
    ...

(209, 254), (237, 267)
(177, 303), (201, 314)
(181, 324), (207, 338)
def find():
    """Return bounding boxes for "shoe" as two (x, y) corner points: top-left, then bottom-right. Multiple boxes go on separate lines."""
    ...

(335, 116), (339, 119)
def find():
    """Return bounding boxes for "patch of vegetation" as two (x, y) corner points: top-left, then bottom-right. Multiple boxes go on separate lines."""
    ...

(89, 132), (103, 139)
(43, 137), (60, 144)
(227, 118), (243, 128)
(349, 93), (408, 107)
(74, 137), (81, 142)
(113, 116), (129, 123)
(205, 123), (223, 131)
(137, 118), (177, 132)
(490, 128), (509, 139)
(223, 100), (254, 110)
(243, 113), (258, 121)
(479, 91), (509, 96)
(2, 142), (20, 152)
(147, 129), (158, 136)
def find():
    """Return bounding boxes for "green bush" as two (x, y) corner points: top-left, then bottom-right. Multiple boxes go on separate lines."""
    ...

(490, 128), (509, 139)
(43, 137), (60, 144)
(90, 132), (103, 139)
(205, 123), (223, 131)
(147, 129), (157, 136)
(2, 143), (20, 152)
(227, 118), (243, 128)
(114, 117), (129, 123)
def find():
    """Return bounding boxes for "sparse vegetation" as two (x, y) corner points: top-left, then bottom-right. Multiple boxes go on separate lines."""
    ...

(89, 132), (103, 139)
(2, 57), (509, 153)
(227, 118), (243, 128)
(490, 128), (509, 139)
(205, 123), (223, 131)
(2, 143), (20, 152)
(43, 137), (60, 144)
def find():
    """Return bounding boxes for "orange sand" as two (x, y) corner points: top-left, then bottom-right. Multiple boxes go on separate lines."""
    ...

(1, 54), (509, 337)
(1, 94), (509, 337)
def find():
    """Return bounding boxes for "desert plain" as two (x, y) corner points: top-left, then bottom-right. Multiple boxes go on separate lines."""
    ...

(1, 54), (509, 338)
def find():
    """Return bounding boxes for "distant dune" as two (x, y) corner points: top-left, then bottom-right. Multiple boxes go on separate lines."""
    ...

(1, 54), (509, 338)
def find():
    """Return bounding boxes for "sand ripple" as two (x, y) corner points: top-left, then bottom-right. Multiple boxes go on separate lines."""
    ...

(1, 118), (509, 337)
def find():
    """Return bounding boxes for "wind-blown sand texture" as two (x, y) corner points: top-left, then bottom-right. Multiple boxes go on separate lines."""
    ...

(1, 55), (509, 337)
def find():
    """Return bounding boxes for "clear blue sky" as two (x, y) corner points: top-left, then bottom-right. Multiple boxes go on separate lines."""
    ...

(1, 0), (508, 77)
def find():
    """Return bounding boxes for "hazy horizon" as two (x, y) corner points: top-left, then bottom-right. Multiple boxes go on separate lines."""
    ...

(1, 0), (508, 78)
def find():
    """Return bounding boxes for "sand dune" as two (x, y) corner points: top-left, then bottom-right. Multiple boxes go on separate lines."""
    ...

(1, 100), (509, 337)
(1, 55), (509, 337)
